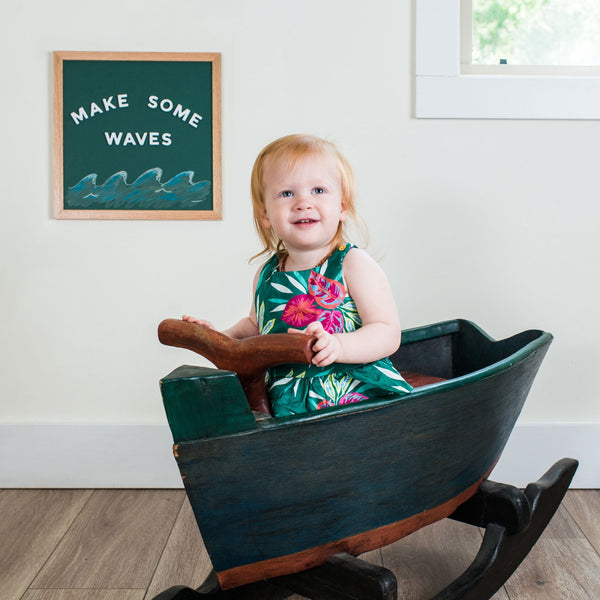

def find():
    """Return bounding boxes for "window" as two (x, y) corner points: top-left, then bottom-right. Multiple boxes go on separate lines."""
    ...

(416, 0), (600, 119)
(465, 0), (600, 70)
(461, 0), (600, 75)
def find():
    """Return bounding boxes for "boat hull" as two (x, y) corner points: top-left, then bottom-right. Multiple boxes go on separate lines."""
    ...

(161, 320), (552, 589)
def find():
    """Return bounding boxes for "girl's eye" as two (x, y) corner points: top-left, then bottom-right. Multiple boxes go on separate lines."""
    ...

(280, 190), (293, 198)
(312, 187), (325, 194)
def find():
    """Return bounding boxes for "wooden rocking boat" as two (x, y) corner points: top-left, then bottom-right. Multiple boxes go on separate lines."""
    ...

(156, 319), (577, 600)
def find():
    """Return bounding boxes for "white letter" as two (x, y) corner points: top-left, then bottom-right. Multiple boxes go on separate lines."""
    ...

(173, 104), (191, 122)
(149, 132), (160, 145)
(102, 96), (116, 111)
(104, 131), (123, 145)
(189, 113), (203, 128)
(89, 102), (103, 117)
(123, 132), (136, 146)
(147, 95), (158, 109)
(160, 98), (173, 113)
(135, 132), (148, 145)
(162, 133), (172, 146)
(70, 107), (88, 125)
(117, 94), (129, 108)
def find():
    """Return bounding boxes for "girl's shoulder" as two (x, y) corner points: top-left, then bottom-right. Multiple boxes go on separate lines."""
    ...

(342, 246), (387, 285)
(342, 245), (378, 269)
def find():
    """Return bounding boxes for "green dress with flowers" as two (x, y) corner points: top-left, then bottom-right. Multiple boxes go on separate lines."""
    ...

(255, 243), (413, 417)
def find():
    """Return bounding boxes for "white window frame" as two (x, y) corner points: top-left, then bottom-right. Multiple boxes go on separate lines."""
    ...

(416, 0), (600, 119)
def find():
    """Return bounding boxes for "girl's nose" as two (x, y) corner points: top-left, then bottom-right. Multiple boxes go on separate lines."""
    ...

(294, 192), (312, 209)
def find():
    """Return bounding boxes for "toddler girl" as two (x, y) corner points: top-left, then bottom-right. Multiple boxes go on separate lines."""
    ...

(184, 134), (412, 416)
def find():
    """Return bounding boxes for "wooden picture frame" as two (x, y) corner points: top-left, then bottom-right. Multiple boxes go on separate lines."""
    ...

(53, 51), (221, 220)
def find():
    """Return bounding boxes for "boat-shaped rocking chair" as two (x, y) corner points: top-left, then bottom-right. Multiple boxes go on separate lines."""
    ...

(153, 318), (578, 600)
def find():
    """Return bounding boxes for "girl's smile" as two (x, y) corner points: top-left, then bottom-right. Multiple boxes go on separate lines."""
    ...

(292, 217), (319, 225)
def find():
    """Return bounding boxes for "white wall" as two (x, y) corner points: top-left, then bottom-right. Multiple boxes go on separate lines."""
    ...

(1, 0), (598, 486)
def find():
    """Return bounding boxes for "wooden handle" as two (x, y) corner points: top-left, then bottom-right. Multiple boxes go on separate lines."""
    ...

(158, 319), (315, 414)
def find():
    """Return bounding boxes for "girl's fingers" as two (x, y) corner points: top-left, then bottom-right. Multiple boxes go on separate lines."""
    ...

(183, 316), (216, 329)
(306, 321), (326, 337)
(288, 322), (325, 337)
(284, 322), (338, 365)
(313, 348), (334, 367)
(312, 339), (337, 364)
(312, 335), (331, 353)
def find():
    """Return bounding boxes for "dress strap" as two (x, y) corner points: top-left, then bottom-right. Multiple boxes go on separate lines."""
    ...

(254, 254), (279, 305)
(317, 243), (354, 278)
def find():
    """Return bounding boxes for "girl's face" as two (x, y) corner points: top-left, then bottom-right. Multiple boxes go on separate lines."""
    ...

(260, 152), (347, 257)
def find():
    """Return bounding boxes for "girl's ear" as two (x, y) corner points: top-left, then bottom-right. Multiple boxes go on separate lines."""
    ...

(260, 210), (271, 229)
(340, 202), (348, 222)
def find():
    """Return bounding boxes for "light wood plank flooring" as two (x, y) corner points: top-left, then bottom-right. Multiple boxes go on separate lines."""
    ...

(2, 488), (599, 599)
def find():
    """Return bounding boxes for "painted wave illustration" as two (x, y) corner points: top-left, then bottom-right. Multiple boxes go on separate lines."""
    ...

(66, 168), (211, 210)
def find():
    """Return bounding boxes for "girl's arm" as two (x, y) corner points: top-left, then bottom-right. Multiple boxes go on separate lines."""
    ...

(183, 268), (261, 340)
(222, 314), (259, 339)
(297, 249), (402, 367)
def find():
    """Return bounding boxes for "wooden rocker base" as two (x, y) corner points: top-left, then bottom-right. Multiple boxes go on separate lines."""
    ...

(151, 458), (577, 600)
(151, 553), (396, 600)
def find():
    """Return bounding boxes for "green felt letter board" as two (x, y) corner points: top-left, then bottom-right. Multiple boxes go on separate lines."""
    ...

(54, 52), (221, 219)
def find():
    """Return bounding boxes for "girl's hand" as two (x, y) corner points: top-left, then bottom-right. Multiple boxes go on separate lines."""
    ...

(182, 315), (216, 330)
(288, 321), (342, 367)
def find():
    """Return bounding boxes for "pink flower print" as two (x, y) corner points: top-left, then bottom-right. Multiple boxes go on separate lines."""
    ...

(316, 398), (336, 410)
(317, 392), (367, 409)
(339, 392), (368, 405)
(308, 271), (345, 309)
(319, 309), (344, 334)
(281, 294), (322, 328)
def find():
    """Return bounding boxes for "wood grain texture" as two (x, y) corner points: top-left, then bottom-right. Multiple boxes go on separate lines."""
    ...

(0, 489), (93, 600)
(216, 478), (484, 589)
(175, 351), (537, 587)
(3, 489), (598, 599)
(32, 490), (184, 589)
(52, 51), (64, 218)
(162, 320), (552, 587)
(504, 538), (600, 598)
(380, 518), (510, 599)
(144, 497), (212, 599)
(563, 490), (600, 555)
(503, 501), (600, 598)
(23, 591), (145, 600)
(143, 494), (315, 600)
(158, 319), (315, 413)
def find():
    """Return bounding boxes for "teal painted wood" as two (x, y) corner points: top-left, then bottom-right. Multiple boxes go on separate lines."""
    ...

(160, 320), (552, 583)
(161, 366), (257, 442)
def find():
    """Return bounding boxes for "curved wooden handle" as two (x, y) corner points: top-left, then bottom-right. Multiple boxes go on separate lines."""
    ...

(158, 319), (315, 414)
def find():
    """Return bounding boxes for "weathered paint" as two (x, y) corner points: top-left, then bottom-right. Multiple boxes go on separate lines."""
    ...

(159, 320), (552, 589)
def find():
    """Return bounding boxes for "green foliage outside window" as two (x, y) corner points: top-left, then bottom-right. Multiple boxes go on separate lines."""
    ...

(472, 0), (600, 65)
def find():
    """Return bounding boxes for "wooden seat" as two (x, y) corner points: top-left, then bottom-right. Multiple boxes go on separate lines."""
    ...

(401, 371), (446, 388)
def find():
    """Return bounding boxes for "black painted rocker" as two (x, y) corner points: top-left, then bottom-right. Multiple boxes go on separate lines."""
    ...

(155, 318), (578, 600)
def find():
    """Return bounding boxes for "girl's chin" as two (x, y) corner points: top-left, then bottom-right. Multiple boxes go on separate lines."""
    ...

(284, 241), (335, 255)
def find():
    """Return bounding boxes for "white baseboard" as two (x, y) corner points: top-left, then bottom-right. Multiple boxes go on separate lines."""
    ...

(489, 423), (597, 489)
(0, 424), (183, 488)
(0, 423), (597, 488)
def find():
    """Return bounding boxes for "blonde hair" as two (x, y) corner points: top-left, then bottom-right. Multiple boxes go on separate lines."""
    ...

(250, 134), (360, 262)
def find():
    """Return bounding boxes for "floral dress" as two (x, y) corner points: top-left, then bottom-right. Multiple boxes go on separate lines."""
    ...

(254, 243), (412, 417)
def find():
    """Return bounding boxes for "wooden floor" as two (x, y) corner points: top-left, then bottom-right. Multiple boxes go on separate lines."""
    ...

(2, 488), (600, 600)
